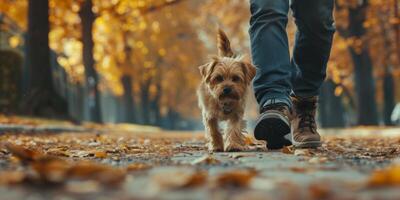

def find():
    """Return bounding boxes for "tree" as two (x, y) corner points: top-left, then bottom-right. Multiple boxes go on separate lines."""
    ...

(383, 68), (395, 125)
(23, 0), (68, 117)
(79, 0), (102, 122)
(120, 75), (136, 123)
(378, 2), (396, 125)
(394, 0), (400, 61)
(336, 1), (379, 125)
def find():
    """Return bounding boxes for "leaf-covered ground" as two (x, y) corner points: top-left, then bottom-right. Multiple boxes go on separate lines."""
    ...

(0, 119), (399, 200)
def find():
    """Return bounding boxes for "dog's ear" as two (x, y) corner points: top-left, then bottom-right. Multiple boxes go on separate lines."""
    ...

(241, 62), (256, 84)
(217, 29), (234, 57)
(199, 59), (218, 82)
(198, 63), (209, 78)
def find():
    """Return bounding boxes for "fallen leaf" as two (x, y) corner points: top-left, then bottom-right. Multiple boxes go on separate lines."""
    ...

(31, 157), (70, 183)
(185, 171), (208, 187)
(68, 162), (126, 185)
(45, 147), (70, 157)
(289, 167), (308, 173)
(9, 156), (21, 164)
(308, 157), (328, 164)
(150, 167), (207, 189)
(308, 183), (331, 199)
(94, 151), (107, 158)
(143, 139), (151, 145)
(215, 169), (257, 188)
(294, 149), (311, 156)
(0, 148), (7, 154)
(249, 177), (275, 190)
(367, 164), (400, 187)
(126, 163), (152, 171)
(7, 144), (126, 185)
(0, 171), (26, 185)
(88, 142), (101, 147)
(191, 154), (221, 165)
(65, 180), (101, 194)
(73, 150), (91, 158)
(6, 143), (42, 161)
(281, 146), (294, 154)
(229, 153), (255, 159)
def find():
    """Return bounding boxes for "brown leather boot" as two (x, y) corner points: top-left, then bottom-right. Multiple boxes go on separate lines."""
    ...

(291, 96), (321, 148)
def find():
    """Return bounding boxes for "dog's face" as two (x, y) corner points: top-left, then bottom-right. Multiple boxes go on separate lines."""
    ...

(199, 56), (256, 113)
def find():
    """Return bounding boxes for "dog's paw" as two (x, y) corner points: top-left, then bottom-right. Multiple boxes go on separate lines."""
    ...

(224, 131), (248, 152)
(224, 141), (248, 152)
(207, 142), (224, 152)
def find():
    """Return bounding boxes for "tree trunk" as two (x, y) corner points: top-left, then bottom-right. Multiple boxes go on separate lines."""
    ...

(27, 0), (51, 90)
(119, 31), (137, 123)
(23, 0), (68, 118)
(121, 75), (136, 123)
(383, 68), (395, 125)
(318, 80), (345, 127)
(344, 2), (379, 125)
(378, 7), (396, 126)
(149, 64), (162, 126)
(394, 0), (400, 61)
(140, 80), (151, 125)
(79, 0), (101, 123)
(349, 48), (379, 125)
(150, 80), (162, 126)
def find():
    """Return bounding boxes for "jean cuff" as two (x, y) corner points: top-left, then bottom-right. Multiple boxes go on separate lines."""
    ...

(260, 94), (292, 112)
(292, 90), (320, 99)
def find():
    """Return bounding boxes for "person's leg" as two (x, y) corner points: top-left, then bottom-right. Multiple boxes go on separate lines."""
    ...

(290, 0), (335, 148)
(249, 0), (293, 149)
(291, 0), (335, 97)
(249, 0), (292, 109)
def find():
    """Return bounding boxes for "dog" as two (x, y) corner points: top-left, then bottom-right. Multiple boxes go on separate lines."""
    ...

(197, 29), (256, 152)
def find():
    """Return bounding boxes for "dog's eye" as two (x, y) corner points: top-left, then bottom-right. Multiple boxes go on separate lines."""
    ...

(232, 76), (241, 82)
(215, 75), (224, 82)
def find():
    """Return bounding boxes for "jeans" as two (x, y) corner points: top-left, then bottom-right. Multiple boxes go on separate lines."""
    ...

(249, 0), (335, 109)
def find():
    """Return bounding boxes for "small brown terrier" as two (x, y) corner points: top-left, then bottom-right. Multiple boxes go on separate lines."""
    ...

(197, 29), (256, 152)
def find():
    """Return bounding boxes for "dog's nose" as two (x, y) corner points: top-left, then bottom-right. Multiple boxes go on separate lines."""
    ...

(223, 87), (232, 95)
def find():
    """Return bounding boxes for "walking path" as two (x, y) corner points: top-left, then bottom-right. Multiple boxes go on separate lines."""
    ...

(0, 122), (399, 199)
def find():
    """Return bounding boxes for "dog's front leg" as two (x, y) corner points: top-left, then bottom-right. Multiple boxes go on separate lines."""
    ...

(224, 118), (248, 152)
(204, 117), (224, 152)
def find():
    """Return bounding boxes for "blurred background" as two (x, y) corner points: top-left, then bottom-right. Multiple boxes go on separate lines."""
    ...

(0, 0), (399, 130)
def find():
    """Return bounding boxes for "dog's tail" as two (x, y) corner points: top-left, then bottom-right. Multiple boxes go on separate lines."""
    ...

(217, 29), (234, 57)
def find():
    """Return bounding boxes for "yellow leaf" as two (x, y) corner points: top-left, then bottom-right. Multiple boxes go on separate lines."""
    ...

(368, 164), (400, 187)
(94, 151), (107, 158)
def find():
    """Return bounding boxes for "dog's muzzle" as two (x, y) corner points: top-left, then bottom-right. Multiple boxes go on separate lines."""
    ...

(223, 87), (232, 95)
(219, 88), (239, 100)
(221, 101), (234, 114)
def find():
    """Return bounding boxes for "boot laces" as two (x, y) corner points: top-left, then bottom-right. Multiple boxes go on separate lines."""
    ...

(296, 101), (317, 133)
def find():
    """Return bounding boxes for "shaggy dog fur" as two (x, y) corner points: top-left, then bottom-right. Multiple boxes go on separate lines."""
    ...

(197, 29), (256, 152)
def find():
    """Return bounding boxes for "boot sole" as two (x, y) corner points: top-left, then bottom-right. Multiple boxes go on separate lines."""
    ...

(292, 140), (322, 148)
(290, 126), (322, 149)
(254, 113), (291, 149)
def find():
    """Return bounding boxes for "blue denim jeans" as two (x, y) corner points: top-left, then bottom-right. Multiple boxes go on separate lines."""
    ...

(249, 0), (335, 110)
